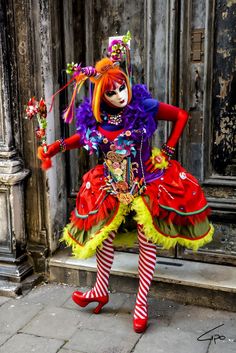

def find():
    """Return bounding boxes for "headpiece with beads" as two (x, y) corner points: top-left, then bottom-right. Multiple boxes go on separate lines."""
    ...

(50, 32), (132, 123)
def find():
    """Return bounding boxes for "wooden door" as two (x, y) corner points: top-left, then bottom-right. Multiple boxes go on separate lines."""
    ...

(178, 0), (236, 264)
(63, 0), (236, 264)
(63, 0), (179, 258)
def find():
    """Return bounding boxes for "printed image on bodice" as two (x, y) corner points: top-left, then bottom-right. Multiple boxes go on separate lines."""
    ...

(98, 129), (164, 205)
(100, 129), (145, 204)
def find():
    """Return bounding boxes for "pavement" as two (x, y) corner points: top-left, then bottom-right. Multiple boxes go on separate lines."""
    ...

(0, 282), (236, 353)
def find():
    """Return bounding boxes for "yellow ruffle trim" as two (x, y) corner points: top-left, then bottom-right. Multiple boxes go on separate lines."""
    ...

(131, 196), (214, 252)
(150, 147), (169, 169)
(60, 203), (129, 259)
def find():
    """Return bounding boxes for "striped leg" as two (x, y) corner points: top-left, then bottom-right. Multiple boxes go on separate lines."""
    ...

(83, 231), (116, 299)
(134, 224), (157, 320)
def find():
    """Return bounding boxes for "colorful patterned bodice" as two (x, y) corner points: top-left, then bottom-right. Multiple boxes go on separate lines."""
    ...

(99, 128), (164, 204)
(76, 84), (163, 204)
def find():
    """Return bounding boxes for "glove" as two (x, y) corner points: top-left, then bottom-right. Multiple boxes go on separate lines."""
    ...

(157, 103), (189, 147)
(37, 133), (81, 170)
(37, 141), (60, 161)
(37, 141), (60, 171)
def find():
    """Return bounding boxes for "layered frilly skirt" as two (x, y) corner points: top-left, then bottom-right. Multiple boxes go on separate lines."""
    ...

(61, 160), (214, 258)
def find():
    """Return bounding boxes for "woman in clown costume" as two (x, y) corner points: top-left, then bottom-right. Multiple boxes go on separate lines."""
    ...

(38, 35), (214, 333)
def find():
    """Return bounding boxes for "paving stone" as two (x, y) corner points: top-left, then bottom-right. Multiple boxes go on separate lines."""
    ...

(1, 282), (236, 353)
(80, 311), (137, 335)
(62, 287), (89, 310)
(195, 308), (236, 340)
(62, 298), (104, 320)
(169, 304), (236, 338)
(21, 283), (75, 307)
(100, 292), (129, 314)
(63, 291), (131, 318)
(133, 326), (209, 353)
(84, 303), (170, 334)
(148, 297), (180, 321)
(63, 298), (97, 317)
(0, 333), (12, 345)
(64, 328), (139, 353)
(62, 286), (100, 315)
(116, 293), (136, 316)
(0, 296), (10, 306)
(208, 339), (236, 353)
(0, 333), (64, 353)
(58, 349), (84, 353)
(62, 298), (101, 321)
(20, 306), (82, 340)
(115, 294), (179, 326)
(0, 300), (43, 334)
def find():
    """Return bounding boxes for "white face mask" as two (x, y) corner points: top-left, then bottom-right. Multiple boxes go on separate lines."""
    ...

(104, 82), (128, 108)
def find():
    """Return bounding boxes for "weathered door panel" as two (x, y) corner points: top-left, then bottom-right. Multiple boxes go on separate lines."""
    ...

(62, 0), (236, 264)
(65, 0), (179, 257)
(178, 0), (236, 264)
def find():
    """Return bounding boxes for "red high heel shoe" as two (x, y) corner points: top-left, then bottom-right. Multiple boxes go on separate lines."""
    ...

(133, 304), (148, 333)
(72, 291), (109, 314)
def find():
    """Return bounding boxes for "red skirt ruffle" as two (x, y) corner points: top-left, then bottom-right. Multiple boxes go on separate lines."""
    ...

(144, 160), (210, 225)
(70, 165), (119, 231)
(70, 160), (210, 231)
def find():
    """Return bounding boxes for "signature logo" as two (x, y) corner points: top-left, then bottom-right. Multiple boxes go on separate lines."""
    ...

(197, 324), (226, 344)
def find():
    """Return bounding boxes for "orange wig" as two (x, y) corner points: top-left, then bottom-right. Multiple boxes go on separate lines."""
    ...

(90, 58), (132, 122)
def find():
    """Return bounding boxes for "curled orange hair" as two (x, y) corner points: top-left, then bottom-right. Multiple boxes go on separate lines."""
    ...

(90, 58), (132, 122)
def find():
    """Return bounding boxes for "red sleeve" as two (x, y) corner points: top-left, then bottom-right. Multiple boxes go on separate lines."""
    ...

(64, 133), (81, 150)
(156, 102), (188, 147)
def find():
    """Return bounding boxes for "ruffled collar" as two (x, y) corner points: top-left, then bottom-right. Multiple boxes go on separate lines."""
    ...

(75, 84), (157, 147)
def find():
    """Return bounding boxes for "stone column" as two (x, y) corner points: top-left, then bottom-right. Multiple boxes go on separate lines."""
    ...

(0, 0), (33, 283)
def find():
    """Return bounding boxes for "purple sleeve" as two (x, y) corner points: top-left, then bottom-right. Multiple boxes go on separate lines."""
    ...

(143, 98), (159, 116)
(142, 98), (159, 136)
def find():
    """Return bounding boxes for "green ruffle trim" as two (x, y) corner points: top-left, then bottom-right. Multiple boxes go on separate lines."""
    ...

(60, 203), (129, 259)
(131, 196), (214, 251)
(113, 229), (137, 247)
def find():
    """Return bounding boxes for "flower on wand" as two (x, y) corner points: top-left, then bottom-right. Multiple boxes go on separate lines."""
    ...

(25, 97), (52, 170)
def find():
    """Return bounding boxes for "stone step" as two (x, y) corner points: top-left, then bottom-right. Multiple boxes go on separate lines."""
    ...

(0, 273), (44, 298)
(49, 249), (236, 312)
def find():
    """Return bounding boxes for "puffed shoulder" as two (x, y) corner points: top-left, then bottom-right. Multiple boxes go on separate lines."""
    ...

(143, 98), (159, 114)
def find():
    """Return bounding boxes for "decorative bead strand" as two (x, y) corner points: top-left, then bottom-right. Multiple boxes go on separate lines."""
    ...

(138, 131), (147, 193)
(57, 138), (67, 152)
(102, 110), (124, 125)
(161, 143), (175, 158)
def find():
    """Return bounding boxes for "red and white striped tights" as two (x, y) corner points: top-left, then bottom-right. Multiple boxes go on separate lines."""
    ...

(134, 224), (157, 320)
(83, 226), (157, 320)
(83, 231), (116, 298)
